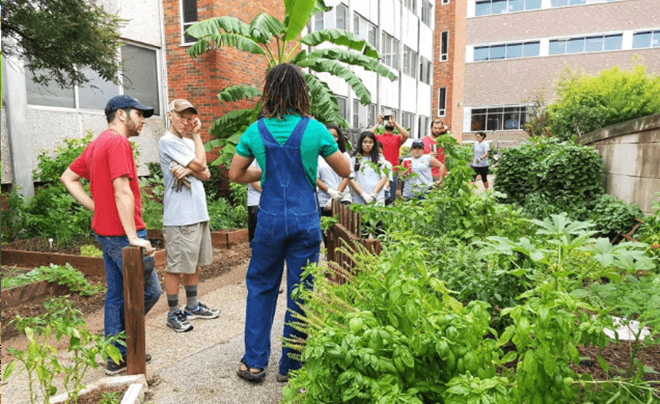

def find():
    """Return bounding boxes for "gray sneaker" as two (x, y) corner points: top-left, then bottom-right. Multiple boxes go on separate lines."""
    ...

(167, 310), (193, 332)
(184, 302), (220, 320)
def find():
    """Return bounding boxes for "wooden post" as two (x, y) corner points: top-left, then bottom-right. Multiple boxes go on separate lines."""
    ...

(122, 246), (146, 375)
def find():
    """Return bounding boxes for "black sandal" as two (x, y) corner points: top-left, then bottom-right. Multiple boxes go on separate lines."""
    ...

(237, 359), (266, 382)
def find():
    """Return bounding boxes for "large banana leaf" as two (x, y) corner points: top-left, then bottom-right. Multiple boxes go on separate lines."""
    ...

(187, 33), (265, 58)
(217, 85), (262, 103)
(298, 58), (371, 104)
(305, 73), (349, 128)
(249, 12), (286, 43)
(283, 0), (317, 42)
(209, 108), (255, 139)
(186, 16), (251, 37)
(301, 29), (380, 59)
(296, 48), (396, 81)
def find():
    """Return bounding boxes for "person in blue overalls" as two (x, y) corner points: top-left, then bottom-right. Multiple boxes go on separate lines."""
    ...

(228, 63), (351, 383)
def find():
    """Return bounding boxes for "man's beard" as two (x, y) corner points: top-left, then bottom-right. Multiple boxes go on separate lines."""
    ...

(385, 125), (395, 131)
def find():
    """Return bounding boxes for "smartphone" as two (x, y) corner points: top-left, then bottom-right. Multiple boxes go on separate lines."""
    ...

(383, 115), (391, 120)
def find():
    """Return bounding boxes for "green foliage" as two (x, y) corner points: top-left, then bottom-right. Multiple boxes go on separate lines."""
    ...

(635, 194), (660, 269)
(139, 170), (164, 231)
(79, 244), (103, 257)
(5, 297), (125, 404)
(1, 0), (123, 88)
(494, 138), (642, 238)
(590, 194), (644, 240)
(207, 198), (247, 231)
(547, 63), (660, 141)
(33, 134), (92, 183)
(186, 0), (395, 166)
(1, 263), (104, 296)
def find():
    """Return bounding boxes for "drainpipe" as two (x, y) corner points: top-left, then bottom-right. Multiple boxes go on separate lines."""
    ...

(2, 57), (35, 197)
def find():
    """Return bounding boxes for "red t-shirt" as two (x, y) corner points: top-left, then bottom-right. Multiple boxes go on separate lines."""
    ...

(421, 136), (446, 177)
(69, 130), (144, 236)
(376, 133), (404, 167)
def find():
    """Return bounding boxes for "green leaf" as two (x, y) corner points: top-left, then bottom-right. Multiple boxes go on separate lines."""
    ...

(501, 351), (518, 363)
(596, 354), (610, 375)
(298, 58), (371, 104)
(249, 12), (286, 43)
(283, 0), (317, 42)
(301, 29), (380, 58)
(187, 33), (265, 58)
(187, 16), (251, 37)
(303, 48), (396, 80)
(217, 85), (262, 103)
(208, 108), (256, 140)
(4, 360), (15, 380)
(304, 73), (347, 127)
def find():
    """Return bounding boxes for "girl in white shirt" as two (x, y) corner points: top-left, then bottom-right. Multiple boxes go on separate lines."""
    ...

(317, 125), (352, 215)
(402, 139), (446, 200)
(349, 131), (389, 205)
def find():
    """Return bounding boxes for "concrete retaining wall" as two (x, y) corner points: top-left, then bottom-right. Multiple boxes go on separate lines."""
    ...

(580, 113), (660, 216)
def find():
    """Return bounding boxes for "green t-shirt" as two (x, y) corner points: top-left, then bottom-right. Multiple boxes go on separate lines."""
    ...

(236, 115), (339, 189)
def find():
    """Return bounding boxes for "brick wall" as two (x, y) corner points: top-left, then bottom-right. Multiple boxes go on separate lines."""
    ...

(163, 0), (285, 144)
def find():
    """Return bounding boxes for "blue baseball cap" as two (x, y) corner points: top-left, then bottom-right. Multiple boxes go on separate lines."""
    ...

(105, 95), (154, 118)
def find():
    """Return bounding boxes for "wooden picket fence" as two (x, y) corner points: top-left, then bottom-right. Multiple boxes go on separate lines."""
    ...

(325, 200), (382, 284)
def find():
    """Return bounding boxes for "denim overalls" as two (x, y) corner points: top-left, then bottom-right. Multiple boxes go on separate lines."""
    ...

(242, 117), (321, 376)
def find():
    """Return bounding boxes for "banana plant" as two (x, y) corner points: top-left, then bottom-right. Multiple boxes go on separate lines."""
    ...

(186, 0), (396, 166)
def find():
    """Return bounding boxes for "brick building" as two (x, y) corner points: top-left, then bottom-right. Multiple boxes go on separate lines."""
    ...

(435, 0), (660, 147)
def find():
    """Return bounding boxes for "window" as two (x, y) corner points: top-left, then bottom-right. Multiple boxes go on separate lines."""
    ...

(469, 105), (529, 131)
(438, 87), (447, 117)
(26, 70), (75, 108)
(549, 33), (622, 55)
(354, 13), (377, 47)
(382, 32), (400, 69)
(404, 0), (417, 14)
(352, 99), (376, 128)
(551, 0), (618, 7)
(419, 56), (432, 84)
(26, 44), (160, 115)
(181, 0), (198, 44)
(421, 0), (433, 26)
(475, 0), (541, 16)
(474, 41), (540, 61)
(352, 99), (360, 128)
(440, 31), (449, 61)
(367, 103), (377, 127)
(401, 111), (416, 134)
(633, 30), (660, 49)
(442, 0), (450, 4)
(333, 95), (347, 120)
(314, 12), (324, 31)
(418, 115), (430, 138)
(403, 46), (418, 78)
(336, 4), (348, 30)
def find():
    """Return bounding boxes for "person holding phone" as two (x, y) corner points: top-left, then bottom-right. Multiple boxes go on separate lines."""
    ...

(421, 119), (448, 181)
(368, 114), (409, 204)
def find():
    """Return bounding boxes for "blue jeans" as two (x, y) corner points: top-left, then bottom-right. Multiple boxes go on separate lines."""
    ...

(95, 229), (162, 357)
(386, 172), (399, 205)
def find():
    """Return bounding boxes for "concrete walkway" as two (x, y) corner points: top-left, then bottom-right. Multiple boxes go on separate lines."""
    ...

(2, 261), (290, 404)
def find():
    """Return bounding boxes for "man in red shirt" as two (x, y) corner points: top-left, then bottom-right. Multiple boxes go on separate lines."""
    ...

(61, 95), (161, 376)
(368, 114), (409, 204)
(421, 119), (449, 181)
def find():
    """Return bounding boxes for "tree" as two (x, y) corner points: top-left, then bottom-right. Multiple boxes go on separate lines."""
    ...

(187, 0), (396, 166)
(541, 61), (660, 141)
(1, 0), (123, 88)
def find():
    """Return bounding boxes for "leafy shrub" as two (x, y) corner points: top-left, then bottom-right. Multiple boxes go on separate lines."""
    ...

(590, 194), (643, 240)
(495, 138), (604, 211)
(207, 197), (247, 231)
(33, 134), (92, 183)
(547, 63), (660, 141)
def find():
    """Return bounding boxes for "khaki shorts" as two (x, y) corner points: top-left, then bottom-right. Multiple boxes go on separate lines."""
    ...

(163, 222), (213, 274)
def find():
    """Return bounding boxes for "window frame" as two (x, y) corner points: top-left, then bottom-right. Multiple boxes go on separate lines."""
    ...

(440, 31), (449, 62)
(403, 46), (418, 78)
(25, 43), (161, 116)
(381, 31), (400, 70)
(180, 0), (198, 46)
(466, 104), (530, 132)
(437, 87), (447, 117)
(421, 0), (433, 26)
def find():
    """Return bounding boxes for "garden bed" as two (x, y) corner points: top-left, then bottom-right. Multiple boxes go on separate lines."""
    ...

(1, 236), (166, 277)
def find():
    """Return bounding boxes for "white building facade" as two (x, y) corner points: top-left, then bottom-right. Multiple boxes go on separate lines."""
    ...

(308, 0), (436, 140)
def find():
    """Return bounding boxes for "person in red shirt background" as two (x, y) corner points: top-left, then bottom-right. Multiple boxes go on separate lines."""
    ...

(368, 114), (409, 204)
(61, 95), (162, 375)
(421, 119), (449, 181)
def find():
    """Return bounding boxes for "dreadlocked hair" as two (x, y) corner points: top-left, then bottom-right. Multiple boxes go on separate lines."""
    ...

(260, 63), (310, 119)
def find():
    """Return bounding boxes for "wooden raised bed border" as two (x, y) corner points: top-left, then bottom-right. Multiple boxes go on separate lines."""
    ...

(148, 228), (248, 248)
